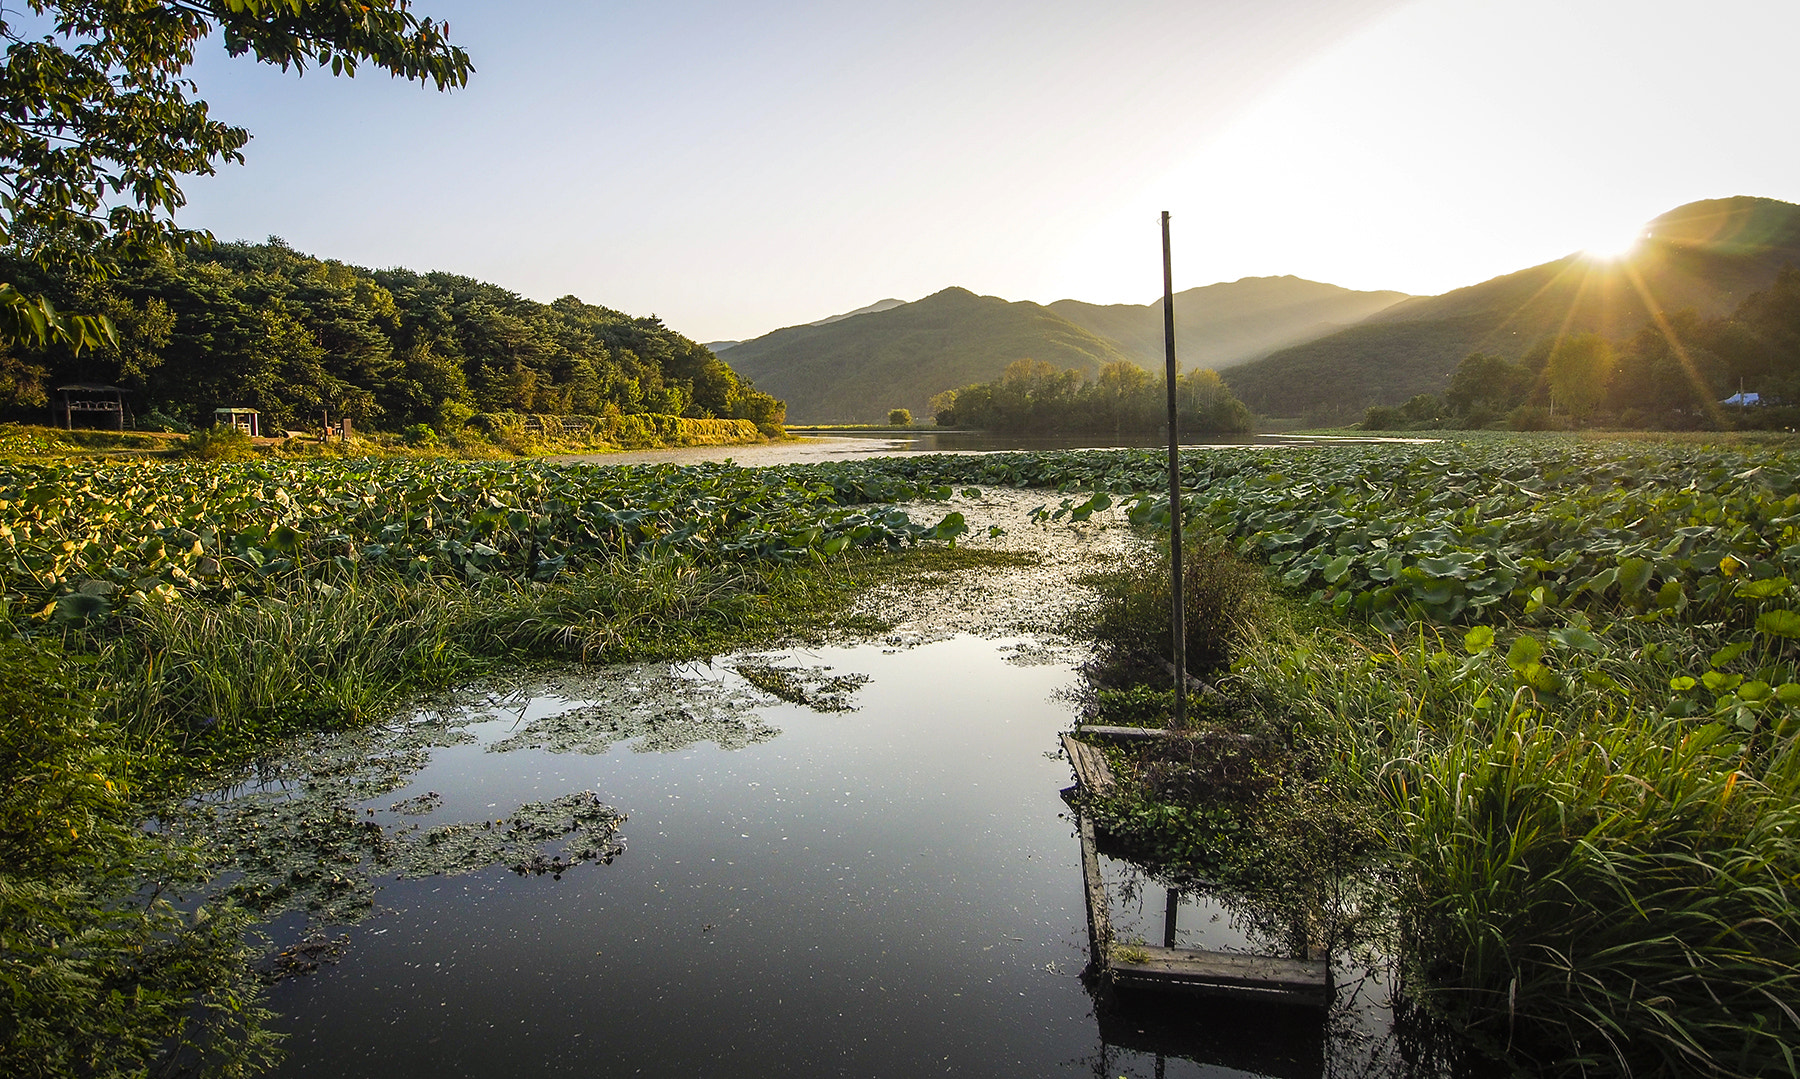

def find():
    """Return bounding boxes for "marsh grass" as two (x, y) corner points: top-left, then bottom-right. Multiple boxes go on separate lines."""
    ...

(1240, 619), (1800, 1077)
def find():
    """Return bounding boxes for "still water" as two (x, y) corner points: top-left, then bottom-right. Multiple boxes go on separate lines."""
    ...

(245, 633), (1416, 1079)
(551, 429), (1433, 469)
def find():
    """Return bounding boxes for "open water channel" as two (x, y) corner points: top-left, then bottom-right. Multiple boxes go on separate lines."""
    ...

(197, 467), (1439, 1078)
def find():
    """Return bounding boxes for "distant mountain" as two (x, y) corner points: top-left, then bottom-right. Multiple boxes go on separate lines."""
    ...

(1223, 196), (1800, 420)
(722, 287), (1135, 423)
(704, 299), (904, 357)
(1049, 276), (1409, 371)
(810, 298), (906, 326)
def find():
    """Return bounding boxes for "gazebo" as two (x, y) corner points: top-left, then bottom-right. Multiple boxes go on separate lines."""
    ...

(53, 384), (132, 431)
(212, 408), (262, 436)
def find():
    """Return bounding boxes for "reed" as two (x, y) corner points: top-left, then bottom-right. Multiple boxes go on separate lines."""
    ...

(1238, 621), (1800, 1076)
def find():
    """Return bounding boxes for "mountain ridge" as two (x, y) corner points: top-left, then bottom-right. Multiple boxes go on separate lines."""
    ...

(1222, 196), (1800, 420)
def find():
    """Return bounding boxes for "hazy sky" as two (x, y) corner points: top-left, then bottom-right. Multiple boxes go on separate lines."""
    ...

(177, 0), (1800, 343)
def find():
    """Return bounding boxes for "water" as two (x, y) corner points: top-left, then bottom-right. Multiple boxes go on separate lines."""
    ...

(550, 430), (1435, 468)
(234, 632), (1422, 1079)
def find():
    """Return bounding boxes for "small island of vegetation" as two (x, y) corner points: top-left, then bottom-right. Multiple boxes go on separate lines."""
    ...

(928, 357), (1252, 434)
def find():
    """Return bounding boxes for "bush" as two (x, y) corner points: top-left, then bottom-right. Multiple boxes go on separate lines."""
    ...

(181, 424), (256, 460)
(1361, 405), (1403, 430)
(888, 408), (912, 426)
(140, 408), (193, 434)
(1507, 404), (1555, 431)
(400, 423), (439, 448)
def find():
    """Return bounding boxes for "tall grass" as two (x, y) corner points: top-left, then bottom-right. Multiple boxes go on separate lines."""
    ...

(1238, 621), (1800, 1077)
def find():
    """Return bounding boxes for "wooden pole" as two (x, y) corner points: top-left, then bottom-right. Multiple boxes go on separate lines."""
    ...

(1162, 211), (1187, 729)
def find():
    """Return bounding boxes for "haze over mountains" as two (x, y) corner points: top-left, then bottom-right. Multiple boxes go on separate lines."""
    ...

(1224, 196), (1800, 420)
(723, 278), (1408, 423)
(716, 196), (1800, 425)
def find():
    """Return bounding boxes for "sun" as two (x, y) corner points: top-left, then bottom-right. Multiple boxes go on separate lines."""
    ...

(1579, 223), (1647, 262)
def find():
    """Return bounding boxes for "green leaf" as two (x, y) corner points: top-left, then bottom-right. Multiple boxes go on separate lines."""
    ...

(1757, 610), (1800, 639)
(1617, 556), (1654, 595)
(1463, 625), (1496, 655)
(1507, 634), (1543, 672)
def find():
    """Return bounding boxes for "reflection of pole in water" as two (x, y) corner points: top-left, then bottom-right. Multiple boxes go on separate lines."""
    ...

(1163, 886), (1179, 948)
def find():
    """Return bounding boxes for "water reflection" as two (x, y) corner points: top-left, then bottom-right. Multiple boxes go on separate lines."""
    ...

(230, 634), (1442, 1078)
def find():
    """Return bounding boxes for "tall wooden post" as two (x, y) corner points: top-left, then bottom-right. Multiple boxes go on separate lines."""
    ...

(1162, 211), (1187, 729)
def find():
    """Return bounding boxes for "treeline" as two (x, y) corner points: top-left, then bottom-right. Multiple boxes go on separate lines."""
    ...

(1366, 267), (1800, 431)
(930, 358), (1252, 434)
(0, 239), (785, 435)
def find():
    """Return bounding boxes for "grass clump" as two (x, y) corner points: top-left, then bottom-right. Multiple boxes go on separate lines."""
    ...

(0, 640), (278, 1079)
(1243, 619), (1800, 1077)
(182, 424), (258, 461)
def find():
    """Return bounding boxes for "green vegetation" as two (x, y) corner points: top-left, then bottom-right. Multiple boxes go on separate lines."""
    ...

(1, 1), (469, 353)
(930, 357), (1251, 434)
(1, 240), (785, 439)
(13, 436), (1800, 1076)
(887, 408), (912, 426)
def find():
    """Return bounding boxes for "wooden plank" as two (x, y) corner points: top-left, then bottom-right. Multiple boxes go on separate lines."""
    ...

(1109, 945), (1331, 1003)
(1078, 813), (1111, 970)
(1061, 733), (1115, 796)
(1077, 724), (1255, 744)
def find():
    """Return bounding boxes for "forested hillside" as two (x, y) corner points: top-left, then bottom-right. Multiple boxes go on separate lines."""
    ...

(720, 287), (1134, 423)
(0, 240), (784, 435)
(1224, 197), (1800, 421)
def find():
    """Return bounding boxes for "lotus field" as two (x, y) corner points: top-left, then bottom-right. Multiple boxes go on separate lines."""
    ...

(7, 437), (1800, 1075)
(0, 458), (973, 625)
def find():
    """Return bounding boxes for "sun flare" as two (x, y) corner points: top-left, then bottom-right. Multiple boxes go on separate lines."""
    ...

(1580, 224), (1647, 261)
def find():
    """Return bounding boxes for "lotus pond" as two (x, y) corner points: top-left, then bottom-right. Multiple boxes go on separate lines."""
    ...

(8, 435), (1800, 1077)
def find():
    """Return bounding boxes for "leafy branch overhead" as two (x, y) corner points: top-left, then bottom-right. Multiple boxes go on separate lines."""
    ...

(0, 0), (471, 278)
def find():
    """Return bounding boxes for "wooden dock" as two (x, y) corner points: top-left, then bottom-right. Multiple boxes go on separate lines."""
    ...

(1063, 730), (1330, 1006)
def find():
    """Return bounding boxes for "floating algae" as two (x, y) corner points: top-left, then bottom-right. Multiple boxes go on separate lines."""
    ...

(731, 658), (870, 712)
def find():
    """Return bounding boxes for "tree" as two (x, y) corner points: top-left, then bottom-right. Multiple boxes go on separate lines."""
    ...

(1, 0), (471, 345)
(887, 407), (911, 425)
(1547, 333), (1614, 419)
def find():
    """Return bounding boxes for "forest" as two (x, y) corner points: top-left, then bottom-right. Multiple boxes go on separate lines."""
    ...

(0, 240), (786, 437)
(1364, 267), (1800, 431)
(929, 357), (1253, 434)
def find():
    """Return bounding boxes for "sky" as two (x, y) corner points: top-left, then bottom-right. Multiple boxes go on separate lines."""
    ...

(175, 0), (1800, 344)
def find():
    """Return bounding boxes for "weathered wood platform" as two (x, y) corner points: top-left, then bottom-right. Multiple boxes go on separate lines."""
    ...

(1067, 748), (1330, 1006)
(1107, 945), (1330, 1002)
(1061, 732), (1115, 796)
(1076, 724), (1257, 745)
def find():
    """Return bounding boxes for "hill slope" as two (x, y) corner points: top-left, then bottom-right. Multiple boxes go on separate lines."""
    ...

(722, 287), (1134, 423)
(1049, 276), (1409, 371)
(1224, 196), (1800, 420)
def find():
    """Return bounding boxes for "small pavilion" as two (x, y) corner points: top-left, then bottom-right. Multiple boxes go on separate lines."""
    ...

(212, 408), (262, 436)
(53, 384), (132, 431)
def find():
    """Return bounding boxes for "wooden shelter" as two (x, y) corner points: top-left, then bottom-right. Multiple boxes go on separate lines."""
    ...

(212, 408), (261, 436)
(53, 384), (131, 431)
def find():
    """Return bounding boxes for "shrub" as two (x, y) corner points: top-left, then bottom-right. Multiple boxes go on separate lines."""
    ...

(1361, 405), (1403, 430)
(181, 424), (256, 460)
(400, 422), (440, 448)
(888, 408), (912, 426)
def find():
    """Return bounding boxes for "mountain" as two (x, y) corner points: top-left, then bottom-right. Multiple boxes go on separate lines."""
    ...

(722, 287), (1135, 423)
(1222, 196), (1800, 420)
(810, 298), (906, 326)
(1049, 276), (1409, 371)
(704, 299), (903, 356)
